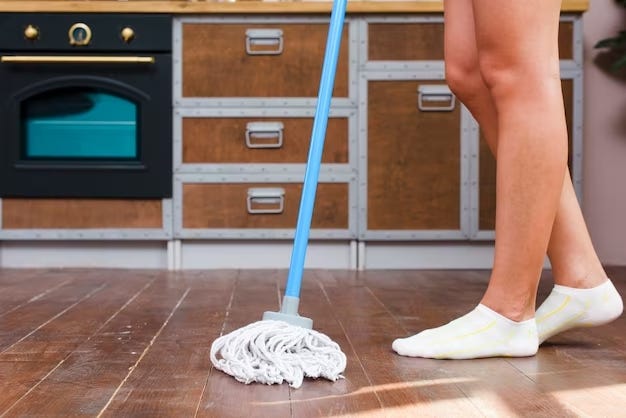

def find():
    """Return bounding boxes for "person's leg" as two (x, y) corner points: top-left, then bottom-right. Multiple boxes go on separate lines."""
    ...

(440, 0), (621, 344)
(474, 0), (577, 322)
(469, 0), (622, 351)
(394, 0), (565, 359)
(443, 0), (609, 290)
(546, 182), (607, 287)
(441, 0), (498, 151)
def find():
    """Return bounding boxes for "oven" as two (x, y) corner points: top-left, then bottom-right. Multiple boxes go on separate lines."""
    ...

(0, 13), (172, 198)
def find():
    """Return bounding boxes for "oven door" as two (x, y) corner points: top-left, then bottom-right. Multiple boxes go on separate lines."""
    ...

(0, 53), (171, 198)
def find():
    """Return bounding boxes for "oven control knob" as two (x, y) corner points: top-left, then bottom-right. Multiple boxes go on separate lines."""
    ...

(121, 27), (135, 44)
(68, 23), (92, 46)
(24, 24), (39, 40)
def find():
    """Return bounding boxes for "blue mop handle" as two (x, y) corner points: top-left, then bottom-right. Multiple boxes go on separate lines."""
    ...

(284, 0), (347, 299)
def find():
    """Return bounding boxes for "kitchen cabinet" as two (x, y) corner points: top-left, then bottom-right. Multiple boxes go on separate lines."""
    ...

(0, 3), (586, 269)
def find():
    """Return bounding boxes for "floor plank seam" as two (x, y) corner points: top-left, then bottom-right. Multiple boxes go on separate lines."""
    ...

(217, 272), (239, 336)
(193, 277), (239, 418)
(452, 383), (489, 418)
(96, 287), (191, 417)
(317, 280), (385, 411)
(0, 278), (74, 319)
(0, 355), (67, 417)
(503, 357), (552, 385)
(0, 282), (108, 355)
(364, 286), (409, 335)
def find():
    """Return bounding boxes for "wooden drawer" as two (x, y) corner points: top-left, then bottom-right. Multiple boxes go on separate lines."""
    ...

(369, 23), (445, 61)
(367, 80), (461, 231)
(183, 182), (349, 229)
(2, 199), (162, 229)
(558, 21), (575, 60)
(182, 23), (349, 98)
(368, 21), (573, 61)
(478, 79), (576, 231)
(182, 117), (349, 164)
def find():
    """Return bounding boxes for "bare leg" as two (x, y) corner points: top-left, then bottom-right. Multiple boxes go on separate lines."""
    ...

(392, 0), (622, 358)
(470, 0), (568, 321)
(392, 0), (565, 359)
(444, 0), (608, 290)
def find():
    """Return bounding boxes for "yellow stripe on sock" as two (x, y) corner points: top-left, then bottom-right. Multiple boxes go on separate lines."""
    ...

(536, 295), (571, 324)
(538, 309), (587, 340)
(429, 320), (497, 347)
(437, 321), (515, 359)
(435, 327), (522, 359)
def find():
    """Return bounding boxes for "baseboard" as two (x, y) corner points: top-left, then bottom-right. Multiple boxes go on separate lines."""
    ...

(0, 240), (551, 270)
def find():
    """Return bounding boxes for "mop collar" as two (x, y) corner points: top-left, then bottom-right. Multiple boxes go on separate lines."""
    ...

(210, 320), (347, 389)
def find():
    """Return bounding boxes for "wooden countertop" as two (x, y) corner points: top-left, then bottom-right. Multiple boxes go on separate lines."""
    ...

(0, 0), (589, 14)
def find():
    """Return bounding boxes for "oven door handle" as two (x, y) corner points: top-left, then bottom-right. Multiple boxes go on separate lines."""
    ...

(0, 55), (155, 64)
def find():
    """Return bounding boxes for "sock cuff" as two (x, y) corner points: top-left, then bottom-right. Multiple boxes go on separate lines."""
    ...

(553, 279), (614, 297)
(476, 304), (535, 326)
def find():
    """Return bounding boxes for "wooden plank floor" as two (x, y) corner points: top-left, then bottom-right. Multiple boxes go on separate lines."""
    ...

(0, 267), (624, 417)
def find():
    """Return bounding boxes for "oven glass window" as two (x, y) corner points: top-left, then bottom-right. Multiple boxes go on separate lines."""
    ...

(21, 87), (138, 160)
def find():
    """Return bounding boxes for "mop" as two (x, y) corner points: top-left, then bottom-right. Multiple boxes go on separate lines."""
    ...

(209, 0), (348, 389)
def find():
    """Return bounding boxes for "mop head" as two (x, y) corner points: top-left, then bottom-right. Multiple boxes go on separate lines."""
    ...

(210, 320), (347, 389)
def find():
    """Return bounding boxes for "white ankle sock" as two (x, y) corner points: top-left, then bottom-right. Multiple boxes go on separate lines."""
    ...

(392, 304), (538, 359)
(536, 279), (623, 344)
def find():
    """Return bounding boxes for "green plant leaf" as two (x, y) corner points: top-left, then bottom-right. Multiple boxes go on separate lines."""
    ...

(595, 31), (626, 48)
(596, 2), (626, 74)
(611, 54), (626, 70)
(596, 38), (620, 48)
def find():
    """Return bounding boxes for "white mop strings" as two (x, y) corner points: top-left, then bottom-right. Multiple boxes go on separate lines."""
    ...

(210, 320), (347, 389)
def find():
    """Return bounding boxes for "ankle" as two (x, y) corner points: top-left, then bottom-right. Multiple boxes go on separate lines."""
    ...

(480, 295), (535, 322)
(551, 263), (609, 289)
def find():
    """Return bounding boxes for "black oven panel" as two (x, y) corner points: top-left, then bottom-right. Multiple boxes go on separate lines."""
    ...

(0, 14), (172, 198)
(0, 14), (171, 52)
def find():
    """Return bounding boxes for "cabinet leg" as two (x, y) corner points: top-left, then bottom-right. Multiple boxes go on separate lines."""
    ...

(167, 239), (182, 271)
(349, 240), (358, 270)
(358, 241), (366, 271)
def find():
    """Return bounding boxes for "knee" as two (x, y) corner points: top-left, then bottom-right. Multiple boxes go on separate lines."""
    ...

(477, 54), (517, 98)
(477, 53), (560, 102)
(444, 55), (487, 105)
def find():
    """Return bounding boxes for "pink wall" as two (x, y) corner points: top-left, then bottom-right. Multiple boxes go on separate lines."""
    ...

(583, 1), (626, 265)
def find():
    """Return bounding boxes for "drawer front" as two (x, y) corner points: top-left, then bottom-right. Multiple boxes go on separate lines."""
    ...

(368, 21), (573, 61)
(558, 21), (574, 60)
(183, 117), (349, 164)
(368, 80), (461, 231)
(182, 23), (350, 98)
(2, 199), (162, 229)
(183, 183), (349, 229)
(369, 23), (445, 61)
(478, 79), (575, 231)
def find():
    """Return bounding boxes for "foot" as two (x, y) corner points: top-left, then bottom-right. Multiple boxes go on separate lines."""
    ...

(392, 304), (538, 359)
(536, 279), (623, 344)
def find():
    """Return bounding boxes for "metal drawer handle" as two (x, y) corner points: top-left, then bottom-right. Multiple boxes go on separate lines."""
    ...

(0, 55), (155, 64)
(247, 187), (285, 214)
(417, 85), (456, 112)
(245, 29), (284, 55)
(245, 122), (284, 149)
